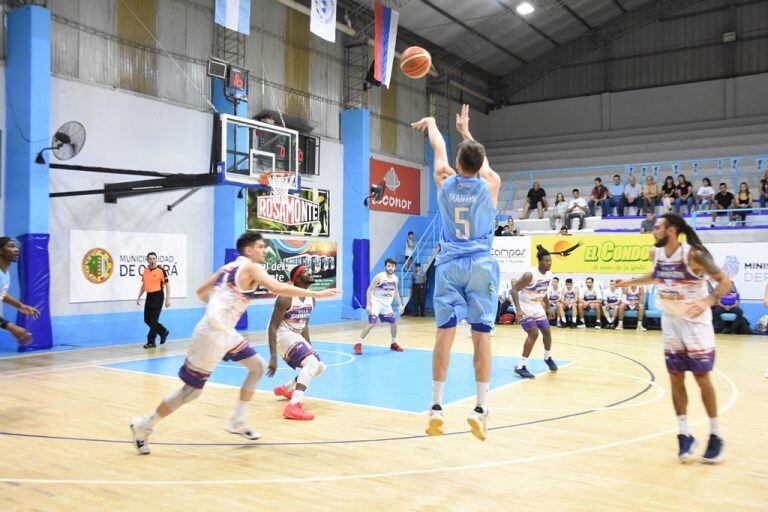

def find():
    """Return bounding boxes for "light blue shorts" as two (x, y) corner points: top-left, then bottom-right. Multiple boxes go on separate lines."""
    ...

(433, 254), (500, 331)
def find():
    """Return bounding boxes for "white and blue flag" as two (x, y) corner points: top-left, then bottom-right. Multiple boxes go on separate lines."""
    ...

(215, 0), (250, 35)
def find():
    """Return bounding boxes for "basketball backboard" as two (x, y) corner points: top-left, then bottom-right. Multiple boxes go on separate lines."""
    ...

(215, 113), (300, 191)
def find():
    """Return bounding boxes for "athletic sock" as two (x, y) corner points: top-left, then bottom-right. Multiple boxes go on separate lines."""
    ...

(710, 417), (721, 437)
(432, 380), (445, 406)
(233, 400), (249, 422)
(516, 357), (528, 370)
(144, 411), (161, 429)
(290, 389), (305, 405)
(475, 381), (489, 413)
(391, 337), (397, 344)
(543, 350), (551, 360)
(284, 377), (297, 392)
(677, 415), (691, 436)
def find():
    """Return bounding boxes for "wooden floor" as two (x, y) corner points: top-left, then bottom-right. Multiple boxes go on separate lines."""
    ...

(0, 317), (766, 512)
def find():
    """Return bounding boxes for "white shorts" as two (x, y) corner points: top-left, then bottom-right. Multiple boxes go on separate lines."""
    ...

(661, 313), (716, 373)
(276, 326), (319, 369)
(369, 298), (395, 320)
(623, 302), (640, 310)
(519, 300), (546, 320)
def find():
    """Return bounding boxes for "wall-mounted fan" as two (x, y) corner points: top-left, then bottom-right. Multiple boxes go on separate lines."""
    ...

(363, 178), (386, 206)
(36, 121), (86, 164)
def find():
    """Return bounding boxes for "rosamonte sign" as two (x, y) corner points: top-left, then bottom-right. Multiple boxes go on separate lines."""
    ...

(531, 234), (655, 274)
(369, 157), (421, 215)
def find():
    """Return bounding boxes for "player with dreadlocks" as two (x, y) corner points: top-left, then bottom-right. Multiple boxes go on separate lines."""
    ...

(616, 213), (729, 464)
(510, 243), (579, 379)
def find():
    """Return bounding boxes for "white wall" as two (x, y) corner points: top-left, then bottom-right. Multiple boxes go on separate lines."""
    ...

(48, 77), (214, 316)
(486, 73), (768, 173)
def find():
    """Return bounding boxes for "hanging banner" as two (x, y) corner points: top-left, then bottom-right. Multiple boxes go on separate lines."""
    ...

(492, 236), (531, 281)
(530, 234), (655, 274)
(69, 230), (188, 303)
(310, 0), (337, 43)
(247, 188), (330, 237)
(708, 242), (768, 300)
(255, 238), (337, 299)
(370, 158), (420, 215)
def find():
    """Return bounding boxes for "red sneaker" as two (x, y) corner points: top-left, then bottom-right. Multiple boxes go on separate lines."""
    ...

(273, 385), (293, 400)
(390, 342), (404, 352)
(283, 402), (315, 421)
(353, 342), (363, 355)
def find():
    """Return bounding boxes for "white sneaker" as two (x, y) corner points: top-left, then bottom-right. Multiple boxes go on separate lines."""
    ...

(636, 324), (647, 332)
(576, 323), (586, 329)
(130, 416), (152, 455)
(616, 322), (624, 331)
(224, 418), (261, 440)
(594, 324), (601, 329)
(426, 406), (444, 436)
(467, 407), (488, 441)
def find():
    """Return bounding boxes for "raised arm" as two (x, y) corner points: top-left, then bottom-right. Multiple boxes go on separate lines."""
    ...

(455, 104), (501, 199)
(412, 117), (454, 188)
(249, 264), (338, 299)
(196, 268), (224, 303)
(615, 249), (657, 288)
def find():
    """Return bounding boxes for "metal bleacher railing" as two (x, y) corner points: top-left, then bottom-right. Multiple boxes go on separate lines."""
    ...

(498, 154), (768, 217)
(398, 214), (441, 300)
(690, 206), (768, 231)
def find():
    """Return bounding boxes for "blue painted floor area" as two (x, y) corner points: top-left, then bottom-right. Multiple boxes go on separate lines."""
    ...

(105, 341), (567, 413)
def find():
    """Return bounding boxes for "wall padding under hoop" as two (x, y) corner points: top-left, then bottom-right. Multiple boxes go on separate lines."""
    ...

(352, 239), (371, 310)
(17, 234), (53, 352)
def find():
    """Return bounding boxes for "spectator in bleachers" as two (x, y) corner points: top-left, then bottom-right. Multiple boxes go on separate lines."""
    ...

(712, 284), (744, 334)
(734, 182), (752, 225)
(641, 175), (659, 213)
(549, 192), (567, 230)
(696, 177), (715, 210)
(640, 212), (655, 233)
(607, 175), (626, 216)
(404, 231), (415, 271)
(623, 175), (642, 215)
(521, 180), (547, 220)
(566, 189), (588, 230)
(661, 175), (676, 212)
(760, 169), (768, 208)
(674, 174), (695, 214)
(559, 226), (571, 236)
(506, 218), (520, 236)
(588, 178), (609, 217)
(712, 182), (735, 226)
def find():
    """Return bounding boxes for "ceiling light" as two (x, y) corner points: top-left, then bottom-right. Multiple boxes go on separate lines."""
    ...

(516, 2), (534, 15)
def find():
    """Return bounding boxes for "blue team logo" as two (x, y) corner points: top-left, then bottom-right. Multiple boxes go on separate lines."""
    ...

(722, 255), (739, 278)
(314, 0), (336, 24)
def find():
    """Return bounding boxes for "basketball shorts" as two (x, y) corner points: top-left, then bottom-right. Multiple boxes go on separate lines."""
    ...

(661, 313), (716, 373)
(276, 326), (320, 369)
(518, 300), (549, 331)
(623, 302), (640, 311)
(434, 254), (500, 331)
(179, 316), (257, 389)
(369, 299), (396, 324)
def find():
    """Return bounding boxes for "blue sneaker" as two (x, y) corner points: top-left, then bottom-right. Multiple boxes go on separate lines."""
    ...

(677, 434), (698, 463)
(701, 434), (725, 464)
(514, 366), (535, 379)
(544, 357), (558, 372)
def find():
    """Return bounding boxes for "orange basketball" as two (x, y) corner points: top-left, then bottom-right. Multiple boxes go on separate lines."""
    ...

(400, 46), (431, 79)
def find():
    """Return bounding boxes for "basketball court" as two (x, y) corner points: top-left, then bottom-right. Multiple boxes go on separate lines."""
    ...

(1, 1), (768, 511)
(0, 323), (766, 511)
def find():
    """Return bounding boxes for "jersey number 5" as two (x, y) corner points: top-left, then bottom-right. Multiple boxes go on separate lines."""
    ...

(454, 207), (470, 240)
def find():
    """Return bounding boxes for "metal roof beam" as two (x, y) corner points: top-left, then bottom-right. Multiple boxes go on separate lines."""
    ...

(495, 0), (705, 103)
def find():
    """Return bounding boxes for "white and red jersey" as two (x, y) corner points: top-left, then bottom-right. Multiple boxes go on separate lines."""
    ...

(520, 266), (552, 305)
(653, 243), (710, 323)
(207, 256), (259, 330)
(281, 296), (314, 333)
(372, 272), (398, 305)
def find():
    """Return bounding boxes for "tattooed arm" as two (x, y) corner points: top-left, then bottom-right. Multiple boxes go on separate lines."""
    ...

(687, 248), (732, 317)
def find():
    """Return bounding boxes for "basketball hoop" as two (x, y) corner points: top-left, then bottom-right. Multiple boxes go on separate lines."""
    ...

(266, 171), (297, 208)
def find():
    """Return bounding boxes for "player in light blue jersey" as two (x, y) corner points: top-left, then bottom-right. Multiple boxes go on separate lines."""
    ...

(412, 105), (501, 441)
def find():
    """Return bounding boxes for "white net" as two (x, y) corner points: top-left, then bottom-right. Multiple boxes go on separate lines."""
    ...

(267, 172), (297, 207)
